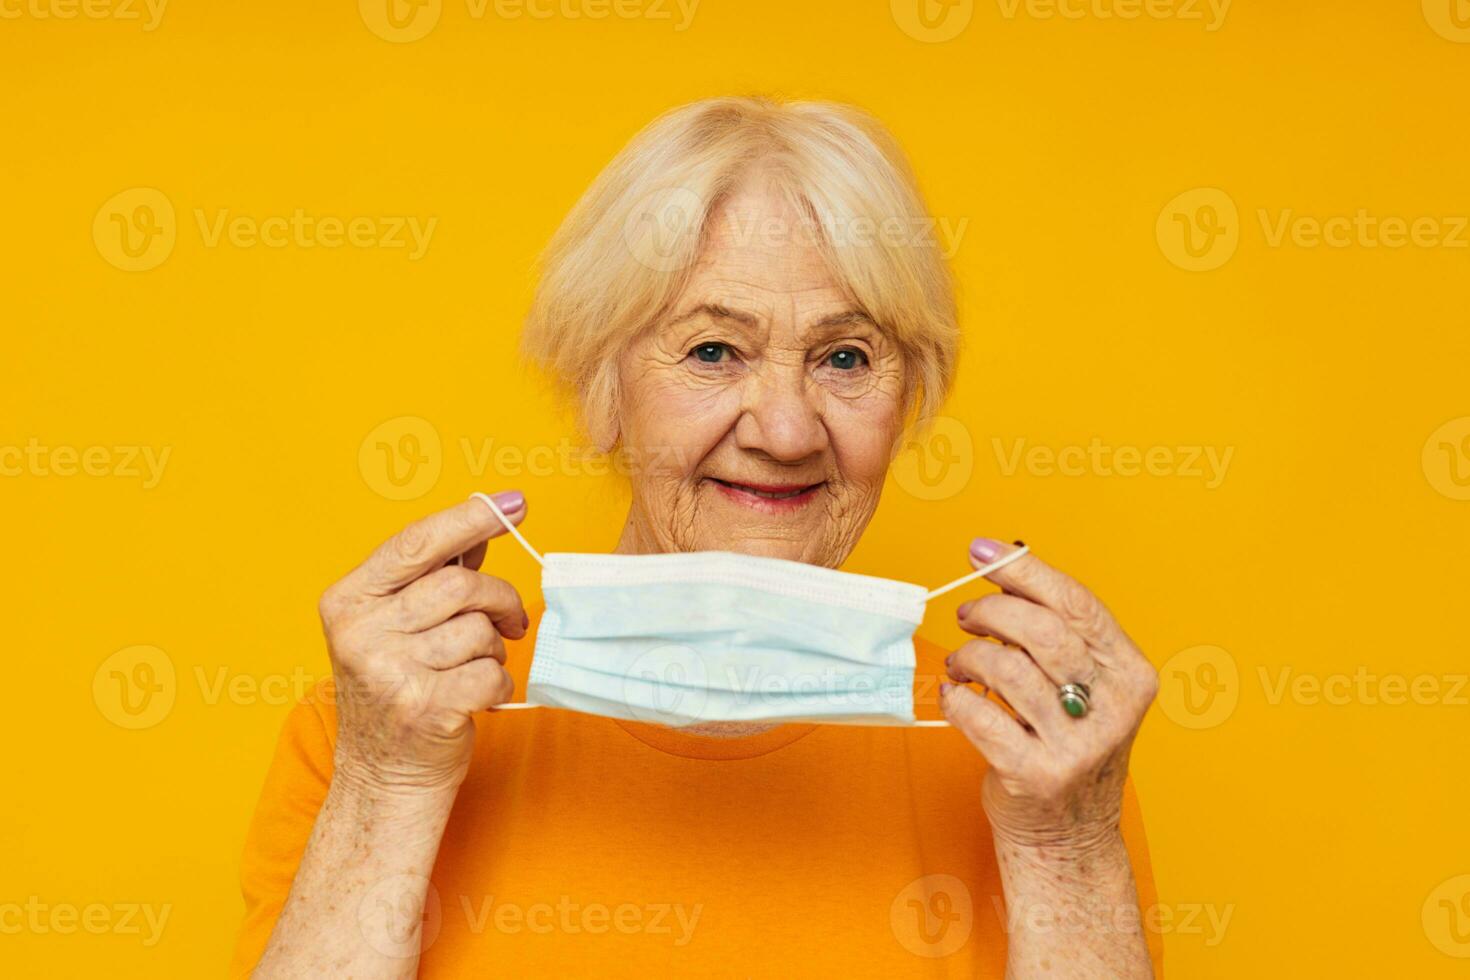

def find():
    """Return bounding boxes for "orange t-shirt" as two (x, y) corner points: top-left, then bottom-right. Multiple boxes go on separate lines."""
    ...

(230, 610), (1162, 977)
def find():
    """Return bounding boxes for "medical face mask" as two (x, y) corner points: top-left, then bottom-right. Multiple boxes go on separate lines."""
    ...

(468, 493), (1028, 729)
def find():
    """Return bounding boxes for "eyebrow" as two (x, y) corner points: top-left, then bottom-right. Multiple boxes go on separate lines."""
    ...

(667, 303), (878, 331)
(668, 303), (759, 328)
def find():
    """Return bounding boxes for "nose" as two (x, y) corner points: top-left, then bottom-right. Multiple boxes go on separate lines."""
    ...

(733, 363), (829, 463)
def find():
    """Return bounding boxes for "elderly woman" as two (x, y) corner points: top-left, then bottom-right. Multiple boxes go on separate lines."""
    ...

(232, 97), (1162, 978)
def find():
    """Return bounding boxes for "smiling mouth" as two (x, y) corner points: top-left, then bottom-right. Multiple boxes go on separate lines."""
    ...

(709, 478), (825, 510)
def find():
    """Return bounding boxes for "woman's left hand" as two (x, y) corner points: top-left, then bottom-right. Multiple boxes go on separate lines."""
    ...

(941, 538), (1159, 851)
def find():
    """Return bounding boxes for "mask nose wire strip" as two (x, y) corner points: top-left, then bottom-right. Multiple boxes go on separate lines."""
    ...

(922, 545), (1030, 602)
(467, 492), (546, 567)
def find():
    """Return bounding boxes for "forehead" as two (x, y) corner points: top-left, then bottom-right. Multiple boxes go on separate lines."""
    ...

(688, 180), (844, 301)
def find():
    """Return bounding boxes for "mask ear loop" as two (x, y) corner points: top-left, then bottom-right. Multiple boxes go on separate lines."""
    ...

(922, 544), (1029, 602)
(460, 492), (546, 567)
(910, 544), (1032, 728)
(461, 493), (545, 712)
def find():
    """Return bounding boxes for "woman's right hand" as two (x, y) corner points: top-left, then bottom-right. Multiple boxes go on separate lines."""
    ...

(316, 490), (530, 797)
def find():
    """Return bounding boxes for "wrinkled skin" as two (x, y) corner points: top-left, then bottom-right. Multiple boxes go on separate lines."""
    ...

(612, 176), (909, 567)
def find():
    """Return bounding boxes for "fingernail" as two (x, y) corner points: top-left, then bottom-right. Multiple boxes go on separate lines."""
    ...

(956, 600), (974, 619)
(521, 611), (530, 630)
(491, 490), (525, 514)
(940, 682), (955, 697)
(970, 537), (1002, 563)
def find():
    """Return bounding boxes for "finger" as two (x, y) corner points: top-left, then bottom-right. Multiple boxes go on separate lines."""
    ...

(343, 491), (527, 597)
(437, 657), (515, 715)
(940, 683), (1034, 772)
(948, 638), (1067, 739)
(958, 593), (1097, 690)
(409, 611), (506, 670)
(450, 538), (490, 572)
(967, 539), (1128, 656)
(391, 565), (528, 639)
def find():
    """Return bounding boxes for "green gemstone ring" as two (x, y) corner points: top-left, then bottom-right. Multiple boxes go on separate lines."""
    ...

(1059, 682), (1091, 719)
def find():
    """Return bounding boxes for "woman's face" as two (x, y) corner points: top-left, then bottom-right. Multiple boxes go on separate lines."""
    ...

(614, 178), (909, 566)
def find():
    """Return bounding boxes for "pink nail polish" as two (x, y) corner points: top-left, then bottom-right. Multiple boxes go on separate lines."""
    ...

(491, 490), (525, 514)
(970, 537), (1002, 563)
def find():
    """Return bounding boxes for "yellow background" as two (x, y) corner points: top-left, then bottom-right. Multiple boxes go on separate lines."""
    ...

(3, 0), (1468, 975)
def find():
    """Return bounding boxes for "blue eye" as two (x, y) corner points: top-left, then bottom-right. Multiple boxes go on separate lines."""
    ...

(692, 343), (728, 363)
(827, 348), (868, 370)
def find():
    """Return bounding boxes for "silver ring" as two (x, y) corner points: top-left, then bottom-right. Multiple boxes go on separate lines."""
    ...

(1058, 682), (1091, 719)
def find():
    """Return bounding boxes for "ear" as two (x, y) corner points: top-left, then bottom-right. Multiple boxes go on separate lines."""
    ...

(589, 412), (620, 454)
(582, 369), (621, 453)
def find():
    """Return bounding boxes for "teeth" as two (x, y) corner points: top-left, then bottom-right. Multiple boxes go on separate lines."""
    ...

(736, 484), (806, 499)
